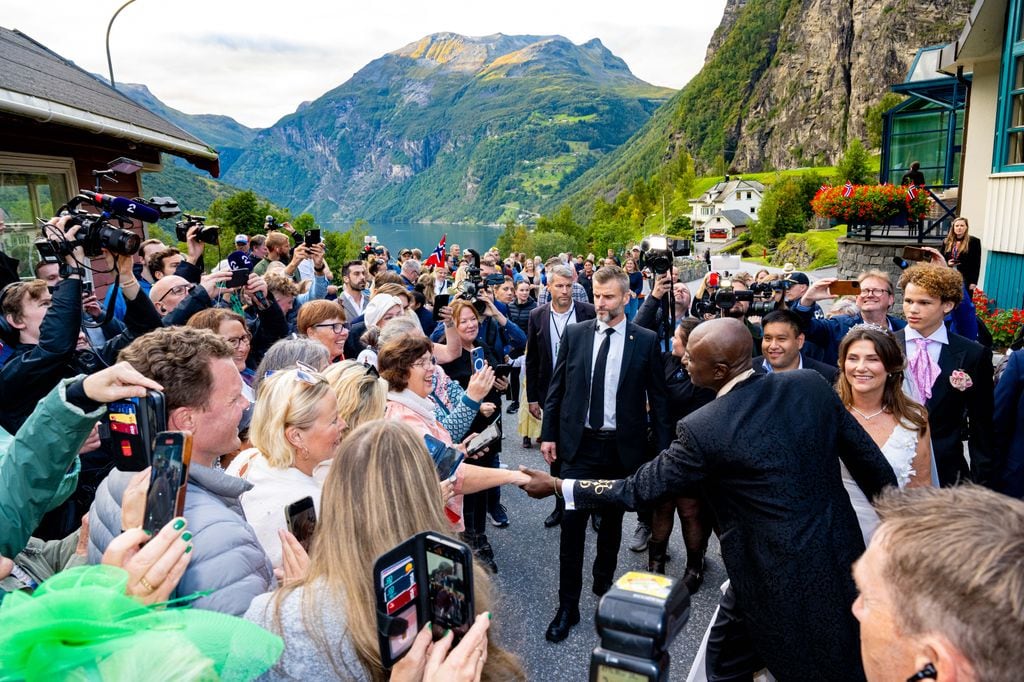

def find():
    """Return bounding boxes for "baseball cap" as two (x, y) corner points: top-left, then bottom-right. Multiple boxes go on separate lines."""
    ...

(235, 234), (249, 245)
(785, 272), (810, 286)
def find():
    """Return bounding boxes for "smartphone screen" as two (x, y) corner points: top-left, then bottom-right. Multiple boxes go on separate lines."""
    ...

(142, 431), (191, 534)
(829, 280), (861, 297)
(425, 536), (473, 641)
(304, 229), (321, 247)
(424, 434), (464, 480)
(466, 421), (501, 456)
(471, 347), (485, 373)
(228, 267), (251, 289)
(432, 294), (450, 322)
(286, 496), (317, 552)
(380, 555), (420, 660)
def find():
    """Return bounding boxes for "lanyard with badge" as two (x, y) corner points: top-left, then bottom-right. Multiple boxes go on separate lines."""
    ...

(551, 304), (574, 360)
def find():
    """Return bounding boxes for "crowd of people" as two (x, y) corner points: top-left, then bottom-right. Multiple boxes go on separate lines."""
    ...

(0, 210), (1021, 682)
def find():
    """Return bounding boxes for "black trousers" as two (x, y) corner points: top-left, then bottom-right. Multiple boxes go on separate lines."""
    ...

(558, 432), (628, 606)
(705, 584), (765, 681)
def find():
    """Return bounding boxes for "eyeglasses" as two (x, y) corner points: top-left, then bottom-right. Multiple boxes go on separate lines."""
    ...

(158, 283), (194, 302)
(412, 356), (437, 370)
(224, 335), (251, 348)
(313, 322), (348, 334)
(859, 288), (891, 297)
(265, 361), (326, 386)
(363, 362), (380, 378)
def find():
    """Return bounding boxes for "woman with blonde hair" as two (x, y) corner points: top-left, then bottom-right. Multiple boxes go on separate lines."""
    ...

(941, 216), (982, 291)
(226, 366), (344, 568)
(323, 359), (388, 435)
(244, 419), (525, 681)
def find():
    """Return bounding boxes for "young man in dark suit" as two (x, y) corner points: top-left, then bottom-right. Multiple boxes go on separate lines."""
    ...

(752, 309), (838, 383)
(520, 317), (896, 679)
(896, 263), (997, 487)
(539, 265), (672, 642)
(524, 264), (595, 527)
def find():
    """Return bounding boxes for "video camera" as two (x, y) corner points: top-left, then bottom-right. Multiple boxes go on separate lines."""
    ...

(590, 571), (690, 681)
(361, 235), (386, 260)
(40, 191), (179, 259)
(175, 214), (220, 245)
(455, 268), (503, 314)
(639, 235), (691, 275)
(692, 275), (781, 318)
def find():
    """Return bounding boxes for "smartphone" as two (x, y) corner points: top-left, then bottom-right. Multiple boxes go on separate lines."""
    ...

(106, 391), (166, 471)
(424, 533), (474, 642)
(82, 281), (94, 296)
(492, 363), (512, 378)
(375, 551), (423, 667)
(902, 246), (931, 262)
(285, 496), (317, 552)
(304, 229), (321, 247)
(227, 267), (251, 289)
(432, 294), (450, 322)
(466, 421), (501, 457)
(471, 347), (486, 373)
(829, 280), (861, 297)
(424, 434), (465, 480)
(142, 431), (192, 534)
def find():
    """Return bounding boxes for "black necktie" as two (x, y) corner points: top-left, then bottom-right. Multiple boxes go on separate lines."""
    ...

(589, 327), (614, 430)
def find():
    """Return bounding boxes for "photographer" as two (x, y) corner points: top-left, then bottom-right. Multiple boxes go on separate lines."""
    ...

(150, 270), (234, 323)
(635, 270), (691, 351)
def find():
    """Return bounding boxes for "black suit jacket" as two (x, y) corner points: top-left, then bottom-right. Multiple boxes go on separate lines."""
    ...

(571, 371), (896, 681)
(895, 329), (997, 487)
(541, 319), (672, 473)
(751, 354), (838, 384)
(524, 302), (595, 405)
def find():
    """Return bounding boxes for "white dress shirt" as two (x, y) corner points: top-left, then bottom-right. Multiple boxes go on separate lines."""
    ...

(548, 304), (577, 369)
(904, 324), (948, 403)
(586, 317), (627, 430)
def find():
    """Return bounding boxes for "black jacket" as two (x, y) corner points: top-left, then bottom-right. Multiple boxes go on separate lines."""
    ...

(570, 371), (896, 681)
(524, 302), (595, 405)
(942, 235), (982, 289)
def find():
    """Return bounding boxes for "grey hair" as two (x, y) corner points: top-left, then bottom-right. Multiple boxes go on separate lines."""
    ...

(253, 337), (331, 394)
(402, 259), (422, 275)
(378, 315), (424, 346)
(547, 264), (575, 282)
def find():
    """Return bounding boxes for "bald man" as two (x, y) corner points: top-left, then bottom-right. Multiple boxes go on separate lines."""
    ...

(521, 318), (896, 681)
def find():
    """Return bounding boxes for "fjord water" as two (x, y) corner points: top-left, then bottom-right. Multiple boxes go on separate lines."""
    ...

(325, 222), (503, 255)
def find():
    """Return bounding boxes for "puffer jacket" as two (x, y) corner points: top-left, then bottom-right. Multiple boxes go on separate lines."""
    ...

(0, 377), (101, 557)
(88, 463), (274, 616)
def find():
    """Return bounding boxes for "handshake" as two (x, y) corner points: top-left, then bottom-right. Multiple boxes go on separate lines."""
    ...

(514, 466), (561, 499)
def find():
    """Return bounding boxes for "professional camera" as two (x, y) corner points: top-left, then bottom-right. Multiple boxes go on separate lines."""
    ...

(49, 191), (179, 258)
(639, 235), (691, 275)
(590, 571), (690, 681)
(692, 280), (780, 318)
(175, 214), (220, 245)
(265, 215), (280, 230)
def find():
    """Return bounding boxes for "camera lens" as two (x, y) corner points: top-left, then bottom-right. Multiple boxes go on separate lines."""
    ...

(97, 223), (141, 256)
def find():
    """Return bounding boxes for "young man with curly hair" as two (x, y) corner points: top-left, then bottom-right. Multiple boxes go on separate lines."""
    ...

(896, 263), (996, 488)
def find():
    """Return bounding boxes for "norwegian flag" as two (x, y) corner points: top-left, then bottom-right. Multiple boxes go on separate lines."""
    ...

(423, 234), (447, 268)
(905, 184), (918, 200)
(842, 181), (854, 198)
(819, 184), (830, 193)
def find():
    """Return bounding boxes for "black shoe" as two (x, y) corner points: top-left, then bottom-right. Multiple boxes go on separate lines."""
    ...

(522, 436), (532, 449)
(488, 504), (510, 528)
(591, 513), (602, 532)
(683, 567), (704, 594)
(545, 604), (580, 642)
(628, 522), (651, 552)
(544, 508), (563, 528)
(592, 577), (613, 596)
(506, 401), (519, 414)
(476, 536), (495, 560)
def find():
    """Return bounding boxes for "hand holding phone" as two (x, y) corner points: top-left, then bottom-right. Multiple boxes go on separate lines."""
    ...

(828, 280), (861, 297)
(424, 434), (465, 480)
(465, 422), (501, 457)
(285, 496), (318, 552)
(304, 229), (322, 247)
(227, 267), (251, 289)
(432, 294), (450, 322)
(106, 390), (167, 472)
(471, 347), (486, 373)
(902, 246), (931, 263)
(142, 431), (191, 534)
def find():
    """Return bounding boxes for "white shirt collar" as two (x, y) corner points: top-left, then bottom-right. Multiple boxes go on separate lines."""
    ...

(596, 317), (627, 335)
(905, 323), (949, 345)
(717, 368), (756, 397)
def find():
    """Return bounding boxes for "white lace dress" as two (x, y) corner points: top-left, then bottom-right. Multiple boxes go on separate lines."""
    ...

(841, 421), (919, 544)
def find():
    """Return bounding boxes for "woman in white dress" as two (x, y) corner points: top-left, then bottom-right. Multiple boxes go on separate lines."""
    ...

(837, 324), (933, 542)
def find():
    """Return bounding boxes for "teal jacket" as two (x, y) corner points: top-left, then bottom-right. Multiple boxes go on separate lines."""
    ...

(0, 378), (103, 558)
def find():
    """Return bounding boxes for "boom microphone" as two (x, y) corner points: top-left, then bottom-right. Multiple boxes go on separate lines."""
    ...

(80, 190), (161, 224)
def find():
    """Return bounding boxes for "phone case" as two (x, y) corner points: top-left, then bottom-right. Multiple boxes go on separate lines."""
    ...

(374, 532), (474, 669)
(107, 391), (166, 471)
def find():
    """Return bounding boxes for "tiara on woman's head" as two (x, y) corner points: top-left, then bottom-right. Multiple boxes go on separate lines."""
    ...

(850, 322), (890, 335)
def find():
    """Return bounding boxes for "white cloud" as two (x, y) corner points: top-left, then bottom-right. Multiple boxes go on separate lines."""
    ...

(2, 0), (726, 127)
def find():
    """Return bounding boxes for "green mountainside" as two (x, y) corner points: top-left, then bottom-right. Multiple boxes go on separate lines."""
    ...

(219, 33), (673, 224)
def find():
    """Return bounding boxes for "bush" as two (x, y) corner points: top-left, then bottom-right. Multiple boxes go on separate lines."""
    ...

(835, 139), (873, 185)
(974, 288), (1024, 348)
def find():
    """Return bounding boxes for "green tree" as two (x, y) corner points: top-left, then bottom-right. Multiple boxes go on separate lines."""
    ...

(495, 221), (532, 255)
(531, 231), (577, 260)
(865, 93), (905, 149)
(535, 205), (583, 243)
(835, 139), (873, 185)
(323, 219), (368, 276)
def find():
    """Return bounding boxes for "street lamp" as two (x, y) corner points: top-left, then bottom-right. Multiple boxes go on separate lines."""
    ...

(105, 0), (138, 90)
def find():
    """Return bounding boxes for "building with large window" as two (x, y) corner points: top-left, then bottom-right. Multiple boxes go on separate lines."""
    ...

(0, 27), (217, 282)
(687, 177), (764, 229)
(938, 0), (1024, 308)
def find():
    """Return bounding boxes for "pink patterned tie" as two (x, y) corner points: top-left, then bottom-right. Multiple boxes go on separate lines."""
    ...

(908, 337), (940, 401)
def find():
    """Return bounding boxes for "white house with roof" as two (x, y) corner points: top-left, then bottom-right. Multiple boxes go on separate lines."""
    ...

(936, 0), (1024, 309)
(702, 209), (751, 240)
(688, 176), (765, 228)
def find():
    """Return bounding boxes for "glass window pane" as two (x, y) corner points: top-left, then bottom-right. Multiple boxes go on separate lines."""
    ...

(1012, 94), (1024, 128)
(1016, 56), (1024, 90)
(1009, 131), (1024, 166)
(0, 171), (71, 278)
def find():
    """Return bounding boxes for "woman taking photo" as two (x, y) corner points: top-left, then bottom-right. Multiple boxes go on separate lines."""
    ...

(941, 216), (981, 291)
(244, 419), (524, 681)
(836, 324), (933, 541)
(226, 366), (344, 568)
(298, 300), (349, 362)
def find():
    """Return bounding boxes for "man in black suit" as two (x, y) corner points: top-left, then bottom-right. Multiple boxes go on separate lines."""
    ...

(539, 265), (672, 642)
(521, 317), (896, 679)
(525, 263), (596, 527)
(896, 263), (997, 487)
(752, 308), (838, 383)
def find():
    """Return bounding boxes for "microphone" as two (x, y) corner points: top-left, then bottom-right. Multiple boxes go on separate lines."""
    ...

(891, 256), (910, 270)
(80, 191), (161, 224)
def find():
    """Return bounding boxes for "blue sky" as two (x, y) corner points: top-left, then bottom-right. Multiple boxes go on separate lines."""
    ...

(3, 0), (727, 128)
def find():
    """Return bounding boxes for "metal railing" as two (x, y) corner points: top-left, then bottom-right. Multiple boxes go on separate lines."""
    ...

(844, 185), (957, 243)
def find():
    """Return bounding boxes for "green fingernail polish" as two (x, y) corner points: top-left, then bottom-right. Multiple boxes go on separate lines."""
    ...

(444, 628), (451, 637)
(185, 544), (193, 554)
(143, 529), (153, 536)
(182, 532), (192, 542)
(487, 612), (492, 619)
(172, 519), (185, 531)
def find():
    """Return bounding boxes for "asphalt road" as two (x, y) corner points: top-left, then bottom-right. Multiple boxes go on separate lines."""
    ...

(483, 409), (727, 681)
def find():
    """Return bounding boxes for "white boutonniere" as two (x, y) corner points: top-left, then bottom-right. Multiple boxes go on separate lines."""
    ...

(949, 369), (973, 391)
